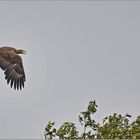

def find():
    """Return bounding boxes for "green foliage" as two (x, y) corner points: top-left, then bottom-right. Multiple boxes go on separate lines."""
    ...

(97, 113), (132, 139)
(78, 100), (99, 139)
(57, 122), (78, 139)
(44, 100), (140, 139)
(130, 115), (140, 139)
(44, 121), (56, 139)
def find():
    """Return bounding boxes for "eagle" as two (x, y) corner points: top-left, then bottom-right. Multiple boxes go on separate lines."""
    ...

(0, 46), (26, 90)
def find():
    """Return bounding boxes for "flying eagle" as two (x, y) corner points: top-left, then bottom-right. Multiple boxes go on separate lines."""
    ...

(0, 46), (26, 90)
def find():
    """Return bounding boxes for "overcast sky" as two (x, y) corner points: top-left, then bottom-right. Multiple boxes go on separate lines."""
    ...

(0, 1), (140, 138)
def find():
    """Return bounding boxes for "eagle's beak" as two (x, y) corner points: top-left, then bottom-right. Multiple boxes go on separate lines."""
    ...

(23, 50), (27, 54)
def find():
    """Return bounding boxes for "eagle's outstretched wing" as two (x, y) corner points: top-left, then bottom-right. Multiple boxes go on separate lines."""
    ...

(0, 48), (26, 90)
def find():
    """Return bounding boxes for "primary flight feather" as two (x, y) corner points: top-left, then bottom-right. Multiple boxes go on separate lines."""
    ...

(0, 46), (26, 90)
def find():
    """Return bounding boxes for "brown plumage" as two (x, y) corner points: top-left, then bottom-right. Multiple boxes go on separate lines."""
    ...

(0, 46), (26, 90)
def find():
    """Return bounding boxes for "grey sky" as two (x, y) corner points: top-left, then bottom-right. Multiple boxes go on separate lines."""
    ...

(0, 1), (140, 138)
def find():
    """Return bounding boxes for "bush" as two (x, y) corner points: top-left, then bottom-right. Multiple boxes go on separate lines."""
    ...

(44, 100), (140, 139)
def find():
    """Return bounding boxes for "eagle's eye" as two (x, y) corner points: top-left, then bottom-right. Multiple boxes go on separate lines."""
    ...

(10, 53), (14, 58)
